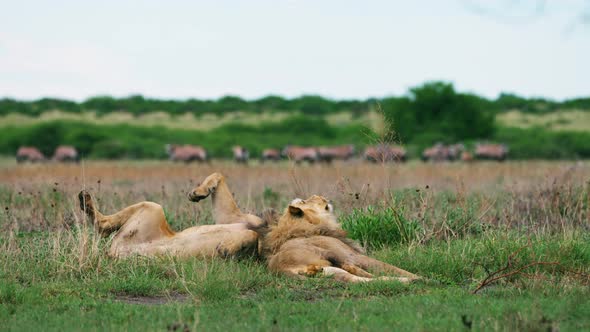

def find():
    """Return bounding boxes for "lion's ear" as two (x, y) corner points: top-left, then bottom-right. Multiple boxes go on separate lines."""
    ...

(288, 205), (304, 218)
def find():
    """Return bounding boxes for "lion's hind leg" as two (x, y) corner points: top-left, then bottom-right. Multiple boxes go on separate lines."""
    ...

(215, 229), (259, 258)
(78, 191), (170, 238)
(79, 190), (116, 236)
(79, 190), (133, 236)
(79, 190), (100, 224)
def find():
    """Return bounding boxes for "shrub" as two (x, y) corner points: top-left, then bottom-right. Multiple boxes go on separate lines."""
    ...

(494, 127), (590, 159)
(341, 206), (421, 249)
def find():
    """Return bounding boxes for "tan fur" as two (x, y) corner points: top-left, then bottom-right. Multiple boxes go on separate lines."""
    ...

(256, 195), (421, 283)
(187, 172), (263, 227)
(79, 172), (260, 258)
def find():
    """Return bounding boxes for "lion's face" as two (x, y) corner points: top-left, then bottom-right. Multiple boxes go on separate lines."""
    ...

(284, 195), (337, 226)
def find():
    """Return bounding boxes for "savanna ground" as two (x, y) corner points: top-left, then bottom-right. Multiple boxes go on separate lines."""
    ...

(1, 159), (589, 331)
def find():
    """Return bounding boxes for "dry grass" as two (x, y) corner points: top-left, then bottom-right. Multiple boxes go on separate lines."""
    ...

(1, 160), (588, 235)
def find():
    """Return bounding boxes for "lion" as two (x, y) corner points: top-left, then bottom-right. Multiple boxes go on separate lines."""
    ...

(79, 172), (263, 258)
(252, 195), (421, 283)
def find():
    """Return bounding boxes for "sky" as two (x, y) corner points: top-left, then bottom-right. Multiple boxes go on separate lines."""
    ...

(0, 0), (588, 101)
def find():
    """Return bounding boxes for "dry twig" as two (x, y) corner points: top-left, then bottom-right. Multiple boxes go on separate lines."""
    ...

(472, 241), (590, 294)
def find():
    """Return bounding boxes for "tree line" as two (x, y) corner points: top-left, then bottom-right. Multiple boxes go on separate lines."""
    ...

(1, 82), (589, 117)
(1, 82), (589, 160)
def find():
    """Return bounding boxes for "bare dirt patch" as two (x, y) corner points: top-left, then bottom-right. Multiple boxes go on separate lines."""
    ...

(114, 292), (190, 305)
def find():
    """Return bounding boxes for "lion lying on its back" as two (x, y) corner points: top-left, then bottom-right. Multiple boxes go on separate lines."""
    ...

(252, 195), (421, 283)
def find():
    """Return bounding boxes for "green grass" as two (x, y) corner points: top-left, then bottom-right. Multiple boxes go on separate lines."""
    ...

(1, 230), (589, 331)
(1, 164), (589, 331)
(341, 205), (422, 248)
(3, 286), (588, 331)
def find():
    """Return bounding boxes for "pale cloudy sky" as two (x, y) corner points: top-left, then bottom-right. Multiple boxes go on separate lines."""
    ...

(0, 0), (588, 101)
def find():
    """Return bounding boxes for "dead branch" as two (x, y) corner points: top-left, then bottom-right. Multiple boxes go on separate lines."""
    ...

(472, 241), (589, 294)
(473, 241), (546, 294)
(472, 261), (560, 294)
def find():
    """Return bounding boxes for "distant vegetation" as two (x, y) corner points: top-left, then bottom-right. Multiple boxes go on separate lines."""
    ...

(1, 82), (589, 118)
(1, 81), (588, 159)
(0, 117), (371, 159)
(380, 82), (496, 145)
(497, 110), (590, 132)
(0, 94), (372, 117)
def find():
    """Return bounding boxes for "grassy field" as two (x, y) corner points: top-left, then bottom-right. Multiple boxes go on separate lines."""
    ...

(4, 107), (589, 134)
(497, 110), (590, 132)
(0, 109), (381, 131)
(1, 161), (589, 331)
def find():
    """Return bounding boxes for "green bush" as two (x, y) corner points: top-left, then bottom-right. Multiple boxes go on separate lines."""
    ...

(341, 206), (421, 249)
(494, 127), (590, 159)
(382, 82), (496, 143)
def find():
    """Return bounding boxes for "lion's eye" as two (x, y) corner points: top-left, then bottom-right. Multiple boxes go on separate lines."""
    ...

(325, 205), (329, 211)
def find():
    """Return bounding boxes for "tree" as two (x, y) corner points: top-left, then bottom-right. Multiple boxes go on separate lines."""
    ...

(293, 95), (336, 115)
(382, 82), (496, 145)
(254, 95), (291, 111)
(214, 96), (250, 113)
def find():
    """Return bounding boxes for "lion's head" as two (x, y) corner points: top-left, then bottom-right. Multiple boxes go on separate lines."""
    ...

(252, 195), (363, 256)
(255, 195), (352, 255)
(282, 195), (337, 227)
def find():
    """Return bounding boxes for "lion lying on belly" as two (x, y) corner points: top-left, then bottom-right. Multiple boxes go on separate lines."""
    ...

(78, 172), (262, 258)
(251, 195), (421, 283)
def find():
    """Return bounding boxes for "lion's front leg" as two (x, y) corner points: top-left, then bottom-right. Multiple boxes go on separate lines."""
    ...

(276, 263), (373, 283)
(353, 255), (421, 280)
(340, 264), (374, 278)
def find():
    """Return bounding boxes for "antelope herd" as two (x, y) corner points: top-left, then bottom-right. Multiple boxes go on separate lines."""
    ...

(14, 143), (509, 164)
(16, 145), (79, 163)
(165, 144), (207, 162)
